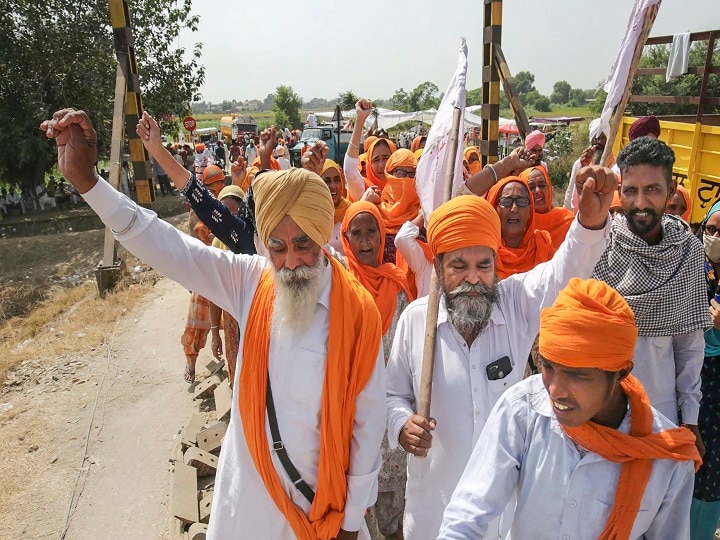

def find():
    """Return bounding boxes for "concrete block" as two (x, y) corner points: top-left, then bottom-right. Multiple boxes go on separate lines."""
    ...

(204, 358), (225, 376)
(196, 421), (228, 453)
(180, 414), (205, 449)
(199, 490), (213, 524)
(193, 374), (223, 400)
(184, 446), (218, 477)
(188, 523), (208, 540)
(214, 381), (232, 422)
(173, 463), (199, 525)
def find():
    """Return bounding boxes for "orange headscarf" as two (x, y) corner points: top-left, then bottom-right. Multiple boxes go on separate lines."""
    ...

(676, 184), (692, 222)
(363, 136), (378, 153)
(463, 146), (481, 175)
(410, 135), (426, 153)
(201, 164), (225, 197)
(486, 176), (555, 279)
(519, 166), (574, 249)
(364, 138), (397, 191)
(610, 190), (622, 213)
(357, 153), (368, 180)
(427, 195), (501, 256)
(341, 202), (413, 335)
(240, 257), (382, 540)
(539, 278), (701, 540)
(379, 149), (421, 234)
(320, 159), (351, 224)
(252, 155), (281, 171)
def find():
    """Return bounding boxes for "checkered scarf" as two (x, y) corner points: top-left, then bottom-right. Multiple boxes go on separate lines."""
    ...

(593, 214), (709, 337)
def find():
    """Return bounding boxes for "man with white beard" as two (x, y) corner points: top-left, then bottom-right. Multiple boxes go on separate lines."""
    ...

(41, 108), (387, 540)
(386, 162), (617, 540)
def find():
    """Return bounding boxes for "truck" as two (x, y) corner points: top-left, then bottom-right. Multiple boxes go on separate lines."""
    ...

(220, 115), (258, 144)
(289, 123), (355, 167)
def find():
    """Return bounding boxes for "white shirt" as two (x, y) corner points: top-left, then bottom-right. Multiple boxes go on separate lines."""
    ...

(343, 155), (368, 202)
(564, 158), (582, 212)
(277, 156), (291, 170)
(386, 217), (611, 540)
(83, 178), (386, 539)
(632, 332), (704, 425)
(438, 376), (695, 540)
(307, 112), (318, 127)
(244, 145), (257, 165)
(394, 221), (431, 297)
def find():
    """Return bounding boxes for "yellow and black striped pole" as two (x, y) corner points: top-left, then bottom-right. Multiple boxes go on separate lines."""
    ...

(481, 0), (502, 167)
(108, 0), (155, 205)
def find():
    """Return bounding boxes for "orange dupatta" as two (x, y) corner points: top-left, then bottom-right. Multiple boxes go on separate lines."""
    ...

(364, 138), (397, 191)
(520, 167), (575, 249)
(380, 149), (421, 234)
(341, 201), (414, 335)
(239, 257), (382, 540)
(486, 176), (556, 279)
(562, 375), (701, 539)
(320, 159), (351, 224)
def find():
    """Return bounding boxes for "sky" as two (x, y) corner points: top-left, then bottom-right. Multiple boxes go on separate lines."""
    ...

(176, 0), (720, 105)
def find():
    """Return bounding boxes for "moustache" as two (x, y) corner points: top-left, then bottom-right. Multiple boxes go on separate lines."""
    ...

(627, 208), (658, 219)
(448, 281), (494, 299)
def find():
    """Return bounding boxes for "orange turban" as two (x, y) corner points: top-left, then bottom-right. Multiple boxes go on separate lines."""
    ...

(410, 135), (426, 153)
(364, 138), (397, 190)
(252, 155), (281, 171)
(610, 190), (622, 212)
(363, 136), (378, 153)
(253, 169), (334, 248)
(320, 159), (351, 224)
(427, 195), (501, 256)
(486, 176), (555, 278)
(195, 143), (205, 152)
(202, 164), (225, 197)
(539, 278), (637, 372)
(540, 277), (701, 540)
(519, 166), (574, 249)
(380, 149), (421, 234)
(341, 201), (413, 334)
(463, 146), (481, 175)
(676, 184), (692, 222)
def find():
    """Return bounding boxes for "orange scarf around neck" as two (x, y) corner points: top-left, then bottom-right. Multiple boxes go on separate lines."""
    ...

(239, 257), (382, 539)
(562, 375), (701, 539)
(341, 202), (413, 335)
(334, 197), (351, 224)
(534, 207), (574, 250)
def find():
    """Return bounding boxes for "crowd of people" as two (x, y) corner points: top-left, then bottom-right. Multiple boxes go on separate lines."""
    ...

(40, 100), (717, 540)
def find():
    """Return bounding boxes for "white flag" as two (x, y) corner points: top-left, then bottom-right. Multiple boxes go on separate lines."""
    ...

(415, 38), (467, 222)
(595, 0), (661, 139)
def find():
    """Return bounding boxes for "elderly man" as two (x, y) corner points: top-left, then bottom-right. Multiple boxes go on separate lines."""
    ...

(593, 136), (708, 456)
(41, 108), (386, 540)
(385, 163), (616, 539)
(438, 278), (701, 539)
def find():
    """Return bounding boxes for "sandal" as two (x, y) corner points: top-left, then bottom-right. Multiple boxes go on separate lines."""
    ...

(184, 364), (195, 384)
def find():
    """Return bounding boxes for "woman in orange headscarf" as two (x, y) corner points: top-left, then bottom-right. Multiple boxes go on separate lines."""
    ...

(320, 159), (351, 255)
(666, 184), (693, 222)
(519, 166), (575, 249)
(340, 201), (413, 540)
(464, 146), (481, 175)
(486, 176), (556, 279)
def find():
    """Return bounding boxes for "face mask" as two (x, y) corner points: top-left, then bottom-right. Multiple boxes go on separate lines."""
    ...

(704, 233), (720, 263)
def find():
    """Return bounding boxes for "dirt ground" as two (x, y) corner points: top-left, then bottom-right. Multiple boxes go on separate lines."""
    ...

(0, 199), (220, 538)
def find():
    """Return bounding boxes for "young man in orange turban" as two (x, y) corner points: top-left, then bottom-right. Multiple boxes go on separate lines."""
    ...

(43, 108), (387, 540)
(439, 278), (701, 539)
(386, 164), (617, 540)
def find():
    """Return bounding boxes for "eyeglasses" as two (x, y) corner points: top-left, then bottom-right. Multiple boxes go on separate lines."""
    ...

(497, 196), (531, 208)
(705, 224), (720, 235)
(393, 169), (416, 178)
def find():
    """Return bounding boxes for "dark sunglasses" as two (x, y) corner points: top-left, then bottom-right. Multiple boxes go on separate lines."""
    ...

(393, 169), (416, 178)
(705, 224), (720, 235)
(497, 196), (531, 208)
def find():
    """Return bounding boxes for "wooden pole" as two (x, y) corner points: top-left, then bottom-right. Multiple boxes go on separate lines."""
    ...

(103, 64), (126, 268)
(418, 106), (463, 421)
(600, 4), (660, 167)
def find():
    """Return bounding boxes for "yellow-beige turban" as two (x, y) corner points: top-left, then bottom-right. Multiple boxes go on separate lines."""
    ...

(426, 195), (501, 256)
(253, 168), (334, 248)
(539, 278), (638, 372)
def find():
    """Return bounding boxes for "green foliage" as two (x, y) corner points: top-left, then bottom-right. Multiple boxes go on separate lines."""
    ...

(568, 88), (586, 107)
(272, 85), (303, 129)
(391, 88), (410, 112)
(547, 122), (591, 196)
(590, 89), (607, 114)
(534, 95), (552, 112)
(552, 81), (571, 103)
(408, 81), (440, 111)
(466, 87), (483, 107)
(338, 90), (359, 111)
(514, 71), (536, 96)
(629, 42), (720, 116)
(0, 0), (204, 186)
(524, 90), (541, 107)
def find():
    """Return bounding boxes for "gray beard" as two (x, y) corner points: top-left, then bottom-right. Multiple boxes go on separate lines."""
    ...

(271, 254), (325, 335)
(444, 281), (497, 339)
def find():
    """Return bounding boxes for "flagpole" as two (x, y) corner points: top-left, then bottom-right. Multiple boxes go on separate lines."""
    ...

(601, 4), (660, 166)
(418, 106), (462, 422)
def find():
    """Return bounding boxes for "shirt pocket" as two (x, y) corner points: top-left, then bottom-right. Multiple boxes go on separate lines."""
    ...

(287, 347), (327, 413)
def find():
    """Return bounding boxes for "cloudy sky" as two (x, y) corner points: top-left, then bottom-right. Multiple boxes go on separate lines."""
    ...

(175, 0), (718, 104)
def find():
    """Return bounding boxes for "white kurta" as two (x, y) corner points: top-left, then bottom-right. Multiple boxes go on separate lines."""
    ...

(438, 376), (695, 539)
(394, 221), (431, 298)
(83, 179), (386, 539)
(344, 154), (368, 202)
(632, 331), (704, 425)
(386, 217), (611, 540)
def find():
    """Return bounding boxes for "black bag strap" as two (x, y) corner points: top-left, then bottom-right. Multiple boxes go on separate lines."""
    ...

(266, 375), (315, 504)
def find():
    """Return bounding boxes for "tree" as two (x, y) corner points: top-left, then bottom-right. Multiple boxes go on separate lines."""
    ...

(338, 90), (359, 111)
(514, 71), (536, 97)
(391, 88), (410, 112)
(533, 95), (552, 112)
(568, 88), (586, 107)
(552, 81), (571, 103)
(408, 81), (440, 111)
(262, 93), (275, 111)
(590, 89), (608, 114)
(273, 85), (303, 129)
(524, 90), (541, 108)
(466, 87), (483, 107)
(0, 0), (204, 187)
